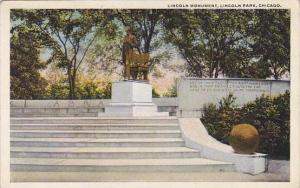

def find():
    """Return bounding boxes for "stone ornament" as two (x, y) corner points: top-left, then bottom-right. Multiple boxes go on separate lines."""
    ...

(228, 124), (259, 154)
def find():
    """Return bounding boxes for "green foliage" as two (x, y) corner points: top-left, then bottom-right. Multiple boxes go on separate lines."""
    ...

(163, 83), (177, 97)
(201, 91), (290, 158)
(152, 88), (160, 98)
(202, 94), (241, 143)
(10, 9), (290, 100)
(163, 10), (253, 78)
(250, 10), (290, 79)
(11, 9), (116, 99)
(85, 31), (122, 77)
(163, 9), (290, 79)
(45, 82), (69, 99)
(44, 79), (112, 100)
(76, 81), (111, 99)
(114, 10), (171, 74)
(10, 29), (48, 99)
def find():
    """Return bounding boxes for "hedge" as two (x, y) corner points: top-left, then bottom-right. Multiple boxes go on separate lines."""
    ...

(201, 91), (290, 159)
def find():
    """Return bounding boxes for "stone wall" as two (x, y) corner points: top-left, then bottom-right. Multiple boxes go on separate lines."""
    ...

(11, 77), (290, 118)
(177, 77), (290, 117)
(10, 97), (178, 116)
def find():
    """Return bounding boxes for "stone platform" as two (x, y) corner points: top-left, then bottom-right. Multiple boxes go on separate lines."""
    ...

(98, 80), (168, 117)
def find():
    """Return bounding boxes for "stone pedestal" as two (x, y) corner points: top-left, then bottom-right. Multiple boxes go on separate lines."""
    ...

(98, 80), (169, 117)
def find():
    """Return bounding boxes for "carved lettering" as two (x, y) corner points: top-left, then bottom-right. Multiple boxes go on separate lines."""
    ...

(188, 80), (270, 93)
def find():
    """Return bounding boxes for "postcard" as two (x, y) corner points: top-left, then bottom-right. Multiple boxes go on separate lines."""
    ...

(0, 0), (299, 188)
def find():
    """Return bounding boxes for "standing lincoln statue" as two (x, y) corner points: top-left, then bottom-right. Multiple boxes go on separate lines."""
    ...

(122, 27), (150, 80)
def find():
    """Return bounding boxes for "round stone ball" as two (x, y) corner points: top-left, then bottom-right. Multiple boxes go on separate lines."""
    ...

(228, 124), (259, 154)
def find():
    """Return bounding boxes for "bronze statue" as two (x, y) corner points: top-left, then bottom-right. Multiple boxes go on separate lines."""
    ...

(122, 27), (149, 80)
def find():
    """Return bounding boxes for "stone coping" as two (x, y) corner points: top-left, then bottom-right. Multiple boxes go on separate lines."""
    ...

(10, 116), (178, 120)
(10, 98), (178, 108)
(181, 77), (290, 82)
(113, 80), (150, 84)
(11, 107), (102, 109)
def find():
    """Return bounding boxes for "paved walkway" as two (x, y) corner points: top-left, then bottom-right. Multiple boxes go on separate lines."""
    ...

(11, 171), (289, 182)
(11, 160), (289, 182)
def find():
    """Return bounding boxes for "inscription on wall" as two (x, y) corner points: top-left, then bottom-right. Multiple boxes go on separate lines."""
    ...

(189, 80), (270, 93)
(178, 78), (290, 117)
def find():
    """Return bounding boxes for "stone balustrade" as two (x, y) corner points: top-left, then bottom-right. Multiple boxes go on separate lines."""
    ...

(10, 98), (178, 116)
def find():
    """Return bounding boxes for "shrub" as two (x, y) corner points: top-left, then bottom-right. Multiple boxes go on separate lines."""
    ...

(201, 91), (290, 159)
(240, 91), (290, 158)
(44, 80), (112, 100)
(201, 94), (241, 144)
(45, 82), (69, 99)
(163, 83), (177, 97)
(152, 88), (160, 98)
(77, 81), (111, 99)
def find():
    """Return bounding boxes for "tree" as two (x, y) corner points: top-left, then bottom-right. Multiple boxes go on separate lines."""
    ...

(115, 10), (169, 74)
(163, 9), (252, 78)
(11, 9), (116, 99)
(250, 10), (290, 79)
(10, 25), (48, 99)
(163, 9), (290, 79)
(84, 30), (123, 77)
(76, 72), (112, 99)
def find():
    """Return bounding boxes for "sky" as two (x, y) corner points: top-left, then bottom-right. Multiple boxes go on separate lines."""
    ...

(39, 40), (187, 95)
(37, 23), (187, 95)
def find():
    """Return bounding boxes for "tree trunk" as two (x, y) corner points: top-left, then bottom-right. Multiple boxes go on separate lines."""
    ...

(67, 68), (73, 100)
(70, 73), (77, 99)
(144, 39), (151, 53)
(274, 72), (279, 80)
(214, 61), (219, 78)
(273, 65), (279, 80)
(208, 47), (214, 78)
(67, 70), (77, 100)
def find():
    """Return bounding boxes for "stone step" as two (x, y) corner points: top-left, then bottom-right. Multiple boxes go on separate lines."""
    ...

(11, 123), (179, 131)
(11, 107), (101, 114)
(11, 117), (178, 124)
(11, 147), (199, 159)
(11, 113), (98, 118)
(98, 112), (170, 117)
(11, 130), (182, 138)
(11, 158), (235, 172)
(11, 138), (185, 147)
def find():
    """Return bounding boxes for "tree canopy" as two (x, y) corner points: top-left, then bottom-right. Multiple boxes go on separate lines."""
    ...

(10, 22), (48, 99)
(11, 9), (116, 99)
(10, 9), (290, 99)
(162, 9), (290, 79)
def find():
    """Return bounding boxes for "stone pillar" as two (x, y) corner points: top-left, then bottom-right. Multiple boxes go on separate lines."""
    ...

(98, 80), (169, 117)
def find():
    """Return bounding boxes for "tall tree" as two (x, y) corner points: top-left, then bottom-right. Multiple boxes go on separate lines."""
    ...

(250, 10), (290, 79)
(84, 30), (123, 77)
(12, 9), (116, 99)
(10, 27), (48, 99)
(115, 10), (169, 74)
(163, 9), (252, 78)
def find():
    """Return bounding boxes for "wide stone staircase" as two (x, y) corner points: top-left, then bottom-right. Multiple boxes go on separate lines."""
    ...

(10, 117), (235, 181)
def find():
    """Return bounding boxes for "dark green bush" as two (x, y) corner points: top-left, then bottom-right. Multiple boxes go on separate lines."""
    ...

(201, 94), (241, 144)
(44, 81), (112, 100)
(77, 81), (111, 99)
(201, 91), (290, 159)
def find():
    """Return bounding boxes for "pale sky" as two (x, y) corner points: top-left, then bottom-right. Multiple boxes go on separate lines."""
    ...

(40, 46), (186, 96)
